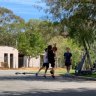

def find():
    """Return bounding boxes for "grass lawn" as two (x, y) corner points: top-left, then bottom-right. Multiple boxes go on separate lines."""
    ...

(24, 68), (96, 78)
(70, 70), (96, 78)
(16, 67), (75, 76)
(55, 68), (96, 78)
(55, 68), (75, 75)
(80, 73), (96, 78)
(26, 68), (75, 76)
(1, 67), (96, 78)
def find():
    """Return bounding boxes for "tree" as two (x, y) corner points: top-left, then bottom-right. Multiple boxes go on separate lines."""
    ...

(0, 7), (25, 47)
(26, 19), (59, 43)
(38, 20), (57, 42)
(43, 0), (96, 66)
(17, 25), (45, 67)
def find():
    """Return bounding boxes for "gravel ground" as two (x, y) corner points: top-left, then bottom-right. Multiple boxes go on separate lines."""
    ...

(0, 70), (96, 96)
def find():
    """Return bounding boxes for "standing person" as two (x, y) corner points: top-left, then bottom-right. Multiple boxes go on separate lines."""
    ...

(48, 45), (55, 78)
(64, 47), (72, 74)
(36, 48), (49, 78)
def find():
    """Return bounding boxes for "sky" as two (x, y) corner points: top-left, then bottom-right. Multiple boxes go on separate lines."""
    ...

(0, 0), (47, 21)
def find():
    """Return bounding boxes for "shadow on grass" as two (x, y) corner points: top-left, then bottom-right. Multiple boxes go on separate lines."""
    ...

(0, 88), (96, 96)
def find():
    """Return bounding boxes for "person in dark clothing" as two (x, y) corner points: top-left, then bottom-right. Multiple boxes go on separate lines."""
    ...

(48, 45), (55, 78)
(64, 47), (72, 74)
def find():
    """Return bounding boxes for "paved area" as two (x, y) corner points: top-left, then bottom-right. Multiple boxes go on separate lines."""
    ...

(0, 70), (96, 96)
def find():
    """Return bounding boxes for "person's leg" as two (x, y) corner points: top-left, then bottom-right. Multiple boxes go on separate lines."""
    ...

(37, 66), (44, 74)
(51, 67), (55, 78)
(50, 62), (55, 78)
(66, 65), (71, 74)
(43, 67), (49, 77)
(65, 62), (70, 73)
(44, 63), (49, 77)
(66, 66), (68, 73)
(51, 67), (54, 74)
(67, 66), (71, 73)
(65, 62), (68, 73)
(36, 65), (45, 76)
(45, 66), (49, 74)
(43, 63), (48, 75)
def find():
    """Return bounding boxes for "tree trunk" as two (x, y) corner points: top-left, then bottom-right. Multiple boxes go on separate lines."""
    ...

(28, 56), (31, 68)
(83, 40), (92, 68)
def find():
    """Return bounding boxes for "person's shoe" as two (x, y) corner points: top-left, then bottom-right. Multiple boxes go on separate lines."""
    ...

(43, 75), (46, 78)
(35, 73), (38, 77)
(22, 72), (25, 75)
(52, 75), (55, 79)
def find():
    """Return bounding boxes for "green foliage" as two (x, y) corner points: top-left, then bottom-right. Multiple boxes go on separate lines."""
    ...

(38, 20), (59, 42)
(0, 7), (25, 47)
(17, 30), (45, 57)
(49, 36), (82, 68)
(44, 0), (96, 67)
(43, 0), (96, 47)
(17, 32), (29, 55)
(0, 7), (45, 57)
(0, 7), (24, 25)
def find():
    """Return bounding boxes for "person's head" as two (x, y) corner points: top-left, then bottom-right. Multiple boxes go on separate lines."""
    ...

(48, 45), (52, 51)
(66, 47), (70, 52)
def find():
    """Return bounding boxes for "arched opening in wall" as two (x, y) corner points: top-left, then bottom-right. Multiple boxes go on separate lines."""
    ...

(4, 53), (8, 68)
(4, 53), (8, 64)
(10, 54), (13, 68)
(18, 53), (24, 68)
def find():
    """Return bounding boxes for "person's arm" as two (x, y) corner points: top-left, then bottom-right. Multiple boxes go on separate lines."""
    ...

(64, 53), (66, 62)
(45, 52), (48, 59)
(70, 53), (72, 63)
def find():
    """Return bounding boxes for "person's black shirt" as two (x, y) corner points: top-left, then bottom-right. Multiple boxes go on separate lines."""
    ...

(64, 52), (72, 63)
(48, 50), (55, 63)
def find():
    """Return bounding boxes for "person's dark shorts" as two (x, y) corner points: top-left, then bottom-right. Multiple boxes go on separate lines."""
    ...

(65, 62), (71, 67)
(50, 62), (55, 68)
(43, 63), (49, 68)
